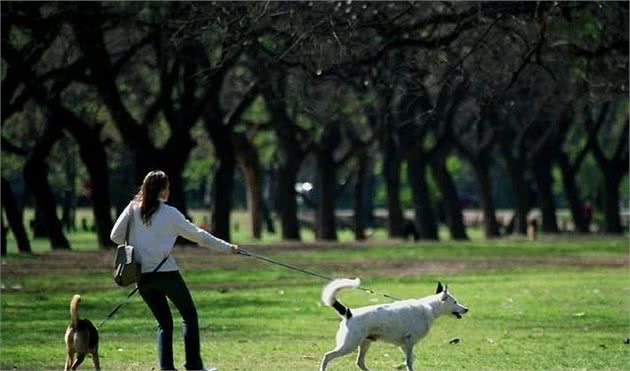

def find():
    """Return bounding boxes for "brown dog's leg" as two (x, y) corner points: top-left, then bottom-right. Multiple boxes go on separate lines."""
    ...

(92, 350), (101, 370)
(71, 353), (85, 370)
(64, 353), (73, 371)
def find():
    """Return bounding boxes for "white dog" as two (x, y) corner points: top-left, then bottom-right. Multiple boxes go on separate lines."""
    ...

(320, 279), (468, 371)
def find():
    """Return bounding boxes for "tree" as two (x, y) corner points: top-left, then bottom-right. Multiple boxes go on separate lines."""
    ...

(2, 3), (71, 249)
(233, 132), (264, 239)
(1, 177), (31, 254)
(258, 66), (307, 240)
(70, 3), (207, 218)
(300, 77), (367, 241)
(203, 72), (259, 241)
(552, 2), (629, 233)
(395, 70), (440, 241)
(23, 119), (70, 249)
(555, 103), (593, 233)
(378, 95), (406, 238)
(47, 100), (115, 247)
(2, 3), (116, 247)
(173, 2), (269, 240)
(585, 103), (628, 233)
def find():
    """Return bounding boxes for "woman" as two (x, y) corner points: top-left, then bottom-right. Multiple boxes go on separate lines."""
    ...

(111, 170), (238, 371)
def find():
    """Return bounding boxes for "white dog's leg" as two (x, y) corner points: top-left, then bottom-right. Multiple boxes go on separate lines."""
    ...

(320, 347), (356, 371)
(401, 335), (415, 371)
(402, 347), (414, 371)
(356, 339), (372, 371)
(320, 326), (361, 371)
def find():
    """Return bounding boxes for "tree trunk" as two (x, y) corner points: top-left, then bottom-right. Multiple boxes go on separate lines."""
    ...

(49, 104), (115, 248)
(161, 132), (195, 218)
(133, 146), (160, 187)
(406, 151), (439, 240)
(1, 211), (6, 256)
(557, 152), (589, 233)
(503, 157), (530, 235)
(262, 201), (275, 234)
(23, 125), (70, 249)
(472, 160), (500, 238)
(61, 147), (77, 232)
(353, 151), (368, 241)
(277, 162), (301, 240)
(165, 165), (188, 212)
(73, 16), (159, 191)
(532, 160), (559, 233)
(315, 148), (338, 241)
(31, 206), (48, 237)
(233, 133), (263, 239)
(260, 70), (304, 240)
(262, 170), (276, 234)
(430, 158), (468, 240)
(206, 123), (235, 241)
(163, 154), (198, 247)
(1, 178), (31, 254)
(586, 111), (627, 234)
(271, 129), (302, 240)
(383, 129), (404, 238)
(602, 169), (623, 233)
(86, 157), (115, 248)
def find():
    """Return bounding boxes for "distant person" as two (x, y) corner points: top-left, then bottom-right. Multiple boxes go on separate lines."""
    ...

(527, 219), (538, 241)
(403, 220), (419, 240)
(200, 216), (210, 232)
(111, 170), (239, 371)
(582, 200), (593, 232)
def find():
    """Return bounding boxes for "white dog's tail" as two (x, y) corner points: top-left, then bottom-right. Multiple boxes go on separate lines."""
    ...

(322, 278), (360, 319)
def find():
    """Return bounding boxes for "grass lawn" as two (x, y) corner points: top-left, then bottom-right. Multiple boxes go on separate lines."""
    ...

(4, 208), (481, 254)
(1, 238), (628, 370)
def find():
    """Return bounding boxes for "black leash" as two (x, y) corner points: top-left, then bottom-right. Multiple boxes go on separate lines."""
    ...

(237, 248), (401, 301)
(97, 255), (169, 329)
(99, 247), (400, 330)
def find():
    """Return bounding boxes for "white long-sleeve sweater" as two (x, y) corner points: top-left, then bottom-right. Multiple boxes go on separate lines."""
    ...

(110, 201), (233, 273)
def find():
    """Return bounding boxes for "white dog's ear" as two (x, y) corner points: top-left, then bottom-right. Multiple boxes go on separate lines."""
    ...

(441, 284), (449, 300)
(436, 282), (444, 294)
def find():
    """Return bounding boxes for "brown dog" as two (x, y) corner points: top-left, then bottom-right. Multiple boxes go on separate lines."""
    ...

(64, 295), (100, 370)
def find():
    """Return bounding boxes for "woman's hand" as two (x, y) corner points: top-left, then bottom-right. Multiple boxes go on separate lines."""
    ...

(231, 244), (240, 254)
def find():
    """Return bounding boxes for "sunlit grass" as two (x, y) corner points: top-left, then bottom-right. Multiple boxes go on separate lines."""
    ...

(1, 238), (628, 370)
(5, 208), (489, 253)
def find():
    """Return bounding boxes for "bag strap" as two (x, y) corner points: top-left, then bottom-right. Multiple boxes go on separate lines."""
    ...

(100, 254), (170, 330)
(152, 254), (169, 273)
(124, 206), (133, 245)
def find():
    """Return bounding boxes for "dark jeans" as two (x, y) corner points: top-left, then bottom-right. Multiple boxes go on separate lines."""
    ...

(138, 271), (203, 371)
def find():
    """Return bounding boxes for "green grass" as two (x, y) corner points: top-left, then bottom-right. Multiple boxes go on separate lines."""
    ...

(1, 239), (629, 370)
(5, 208), (487, 254)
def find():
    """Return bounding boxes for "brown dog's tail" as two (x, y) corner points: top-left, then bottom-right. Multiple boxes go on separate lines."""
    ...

(70, 294), (81, 328)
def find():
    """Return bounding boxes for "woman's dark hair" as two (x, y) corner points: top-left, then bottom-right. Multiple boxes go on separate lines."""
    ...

(135, 170), (169, 225)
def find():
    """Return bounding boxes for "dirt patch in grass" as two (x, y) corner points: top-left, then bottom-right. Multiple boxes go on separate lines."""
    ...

(371, 255), (628, 277)
(2, 243), (627, 278)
